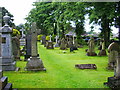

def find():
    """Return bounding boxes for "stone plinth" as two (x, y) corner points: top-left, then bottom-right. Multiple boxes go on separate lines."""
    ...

(25, 56), (46, 71)
(46, 41), (54, 49)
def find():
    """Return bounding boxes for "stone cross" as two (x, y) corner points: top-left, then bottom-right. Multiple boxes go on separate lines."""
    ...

(49, 35), (52, 42)
(55, 36), (58, 43)
(31, 22), (37, 56)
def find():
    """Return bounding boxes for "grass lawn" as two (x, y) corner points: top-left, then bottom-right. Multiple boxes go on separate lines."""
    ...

(3, 42), (113, 88)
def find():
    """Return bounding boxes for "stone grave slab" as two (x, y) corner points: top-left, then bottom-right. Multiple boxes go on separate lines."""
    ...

(75, 64), (97, 69)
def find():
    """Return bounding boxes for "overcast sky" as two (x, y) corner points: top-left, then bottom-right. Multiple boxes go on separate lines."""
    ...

(0, 0), (118, 34)
(0, 0), (35, 25)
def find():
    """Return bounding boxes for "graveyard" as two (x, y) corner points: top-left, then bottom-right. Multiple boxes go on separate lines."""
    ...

(1, 1), (120, 89)
(3, 43), (113, 88)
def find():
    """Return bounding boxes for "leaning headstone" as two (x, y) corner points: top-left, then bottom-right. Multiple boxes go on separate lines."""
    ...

(98, 40), (107, 56)
(60, 38), (67, 50)
(24, 31), (32, 61)
(0, 13), (18, 71)
(46, 35), (54, 49)
(107, 42), (118, 70)
(104, 42), (120, 89)
(25, 22), (46, 71)
(0, 70), (13, 90)
(86, 37), (97, 56)
(54, 36), (59, 47)
(12, 36), (20, 60)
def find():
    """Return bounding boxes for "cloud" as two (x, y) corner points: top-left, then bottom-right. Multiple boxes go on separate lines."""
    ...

(0, 0), (35, 25)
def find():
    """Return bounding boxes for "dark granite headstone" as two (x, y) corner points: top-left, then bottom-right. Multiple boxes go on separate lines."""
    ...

(41, 35), (46, 45)
(25, 22), (46, 71)
(24, 32), (32, 61)
(75, 64), (97, 69)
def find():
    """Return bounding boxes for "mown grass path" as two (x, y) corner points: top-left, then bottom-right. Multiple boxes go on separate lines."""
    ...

(4, 42), (113, 88)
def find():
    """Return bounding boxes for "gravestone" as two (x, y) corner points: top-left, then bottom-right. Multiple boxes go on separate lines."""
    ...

(20, 28), (26, 46)
(60, 38), (67, 50)
(75, 64), (97, 69)
(25, 22), (46, 71)
(0, 13), (17, 71)
(24, 30), (32, 61)
(54, 36), (59, 47)
(86, 37), (97, 56)
(12, 36), (20, 60)
(67, 37), (73, 48)
(46, 35), (54, 49)
(104, 42), (120, 88)
(107, 42), (118, 70)
(0, 70), (13, 90)
(41, 35), (46, 45)
(98, 40), (107, 56)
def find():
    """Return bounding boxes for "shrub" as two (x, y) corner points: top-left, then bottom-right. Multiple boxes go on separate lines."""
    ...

(37, 34), (43, 41)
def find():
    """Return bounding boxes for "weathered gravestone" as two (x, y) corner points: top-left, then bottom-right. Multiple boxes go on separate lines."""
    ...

(24, 30), (32, 61)
(107, 42), (118, 70)
(60, 38), (67, 50)
(25, 22), (46, 71)
(75, 64), (97, 69)
(98, 40), (107, 56)
(104, 42), (120, 88)
(0, 13), (18, 71)
(54, 36), (59, 47)
(67, 37), (73, 48)
(46, 35), (54, 49)
(41, 35), (46, 45)
(86, 37), (97, 56)
(12, 36), (20, 60)
(0, 70), (13, 90)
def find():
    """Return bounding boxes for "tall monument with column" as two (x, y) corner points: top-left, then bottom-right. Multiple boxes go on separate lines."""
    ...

(0, 13), (17, 71)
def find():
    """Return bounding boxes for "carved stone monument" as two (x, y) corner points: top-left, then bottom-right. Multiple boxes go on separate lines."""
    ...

(0, 13), (17, 71)
(98, 40), (107, 56)
(86, 37), (97, 56)
(104, 42), (120, 88)
(25, 22), (46, 71)
(12, 36), (20, 60)
(46, 35), (54, 49)
(107, 42), (118, 70)
(60, 38), (67, 50)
